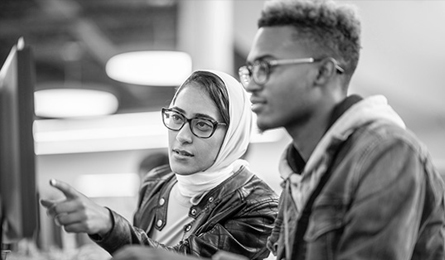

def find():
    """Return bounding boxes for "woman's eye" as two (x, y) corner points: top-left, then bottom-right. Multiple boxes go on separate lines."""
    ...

(171, 114), (183, 123)
(195, 120), (213, 131)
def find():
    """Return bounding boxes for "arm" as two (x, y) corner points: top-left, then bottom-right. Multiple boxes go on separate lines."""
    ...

(337, 137), (429, 259)
(40, 178), (179, 255)
(91, 209), (187, 254)
(99, 194), (278, 258)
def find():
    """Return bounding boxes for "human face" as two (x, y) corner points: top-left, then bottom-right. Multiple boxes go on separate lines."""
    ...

(168, 84), (227, 175)
(245, 26), (321, 132)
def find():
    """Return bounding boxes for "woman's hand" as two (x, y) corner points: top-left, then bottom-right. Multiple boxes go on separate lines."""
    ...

(40, 179), (112, 236)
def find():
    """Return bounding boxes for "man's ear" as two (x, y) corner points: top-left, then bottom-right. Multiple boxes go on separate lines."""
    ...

(314, 58), (338, 85)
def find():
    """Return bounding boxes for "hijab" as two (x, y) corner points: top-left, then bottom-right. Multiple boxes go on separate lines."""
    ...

(173, 70), (253, 199)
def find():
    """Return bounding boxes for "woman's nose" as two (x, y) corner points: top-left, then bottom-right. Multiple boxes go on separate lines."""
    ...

(176, 123), (193, 143)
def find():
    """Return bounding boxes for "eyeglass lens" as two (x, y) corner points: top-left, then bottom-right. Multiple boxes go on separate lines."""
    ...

(163, 110), (216, 138)
(253, 61), (269, 84)
(239, 61), (270, 87)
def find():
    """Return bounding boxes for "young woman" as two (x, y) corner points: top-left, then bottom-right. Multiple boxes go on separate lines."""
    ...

(41, 70), (279, 259)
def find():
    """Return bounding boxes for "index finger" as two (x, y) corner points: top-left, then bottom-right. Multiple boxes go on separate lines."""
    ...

(49, 179), (81, 199)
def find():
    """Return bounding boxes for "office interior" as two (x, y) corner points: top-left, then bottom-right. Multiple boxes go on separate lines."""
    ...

(1, 0), (444, 258)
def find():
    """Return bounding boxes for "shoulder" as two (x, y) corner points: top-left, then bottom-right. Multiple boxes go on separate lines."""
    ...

(141, 164), (173, 181)
(234, 167), (279, 203)
(209, 166), (278, 203)
(209, 167), (278, 219)
(140, 164), (174, 189)
(138, 165), (175, 205)
(339, 121), (441, 185)
(334, 121), (445, 206)
(350, 121), (427, 160)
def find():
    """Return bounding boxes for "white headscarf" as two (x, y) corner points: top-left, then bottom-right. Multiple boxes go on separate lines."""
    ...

(173, 70), (253, 199)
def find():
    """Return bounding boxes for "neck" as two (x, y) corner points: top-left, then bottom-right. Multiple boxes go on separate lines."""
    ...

(286, 111), (330, 162)
(285, 94), (342, 162)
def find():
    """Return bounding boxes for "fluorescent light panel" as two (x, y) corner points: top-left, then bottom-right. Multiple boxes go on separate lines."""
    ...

(106, 51), (192, 86)
(35, 88), (119, 118)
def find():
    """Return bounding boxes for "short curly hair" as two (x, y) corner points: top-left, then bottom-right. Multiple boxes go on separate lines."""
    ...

(259, 0), (361, 77)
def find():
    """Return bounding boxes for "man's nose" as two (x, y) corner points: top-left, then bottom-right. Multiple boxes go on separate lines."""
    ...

(244, 80), (263, 93)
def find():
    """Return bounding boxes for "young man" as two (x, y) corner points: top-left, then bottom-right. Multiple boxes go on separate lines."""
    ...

(238, 0), (445, 259)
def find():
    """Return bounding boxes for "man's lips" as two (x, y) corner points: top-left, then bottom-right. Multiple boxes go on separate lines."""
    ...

(250, 96), (266, 112)
(250, 96), (266, 106)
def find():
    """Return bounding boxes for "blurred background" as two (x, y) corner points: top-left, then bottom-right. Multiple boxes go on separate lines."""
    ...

(1, 0), (444, 257)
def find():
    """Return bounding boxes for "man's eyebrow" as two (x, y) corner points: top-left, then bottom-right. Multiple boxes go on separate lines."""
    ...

(247, 55), (275, 65)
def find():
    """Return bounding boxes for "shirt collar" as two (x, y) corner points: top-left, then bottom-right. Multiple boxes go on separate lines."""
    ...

(286, 94), (363, 174)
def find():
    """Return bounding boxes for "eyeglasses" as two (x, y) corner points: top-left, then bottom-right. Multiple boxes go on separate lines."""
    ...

(238, 57), (344, 88)
(161, 108), (227, 139)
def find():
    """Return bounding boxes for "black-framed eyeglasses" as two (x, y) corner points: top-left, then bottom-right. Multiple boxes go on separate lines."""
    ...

(238, 57), (344, 88)
(161, 108), (227, 139)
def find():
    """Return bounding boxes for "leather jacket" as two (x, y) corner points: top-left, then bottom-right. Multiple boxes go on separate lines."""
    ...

(94, 165), (279, 259)
(269, 95), (445, 260)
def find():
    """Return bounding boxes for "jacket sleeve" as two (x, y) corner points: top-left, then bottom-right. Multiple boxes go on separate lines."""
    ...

(266, 192), (284, 256)
(90, 209), (189, 255)
(332, 136), (444, 259)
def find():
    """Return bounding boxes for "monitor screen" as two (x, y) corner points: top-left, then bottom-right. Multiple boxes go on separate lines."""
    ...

(0, 38), (38, 245)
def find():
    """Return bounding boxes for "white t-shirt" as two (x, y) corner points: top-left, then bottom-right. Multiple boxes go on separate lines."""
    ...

(150, 184), (194, 246)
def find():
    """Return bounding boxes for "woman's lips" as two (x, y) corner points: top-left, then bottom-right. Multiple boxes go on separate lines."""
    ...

(173, 149), (193, 157)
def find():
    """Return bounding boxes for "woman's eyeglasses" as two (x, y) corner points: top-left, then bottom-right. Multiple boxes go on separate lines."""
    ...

(161, 108), (226, 139)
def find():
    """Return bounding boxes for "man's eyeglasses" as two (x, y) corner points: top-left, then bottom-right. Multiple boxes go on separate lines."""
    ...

(161, 108), (227, 139)
(238, 57), (344, 88)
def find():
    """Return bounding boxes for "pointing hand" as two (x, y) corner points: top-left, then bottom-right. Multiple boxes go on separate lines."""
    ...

(40, 179), (113, 236)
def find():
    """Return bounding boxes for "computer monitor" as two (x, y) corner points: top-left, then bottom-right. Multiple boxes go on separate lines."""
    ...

(0, 38), (39, 246)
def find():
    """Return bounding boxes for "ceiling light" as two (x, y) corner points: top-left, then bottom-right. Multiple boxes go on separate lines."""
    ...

(105, 51), (192, 86)
(35, 87), (119, 118)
